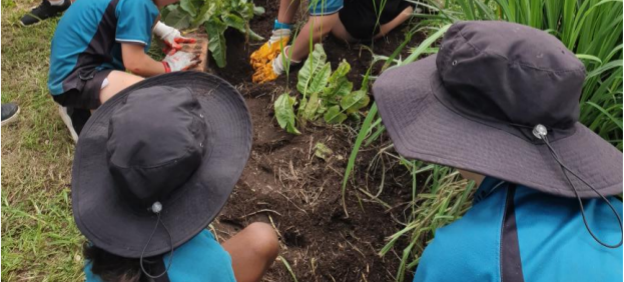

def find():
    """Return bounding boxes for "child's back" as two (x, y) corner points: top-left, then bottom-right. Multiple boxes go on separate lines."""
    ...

(48, 0), (158, 95)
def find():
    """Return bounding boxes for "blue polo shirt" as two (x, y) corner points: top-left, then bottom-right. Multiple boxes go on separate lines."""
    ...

(85, 229), (236, 281)
(48, 0), (159, 95)
(414, 177), (623, 282)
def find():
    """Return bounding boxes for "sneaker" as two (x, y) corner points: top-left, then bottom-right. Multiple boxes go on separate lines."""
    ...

(58, 106), (79, 142)
(20, 0), (70, 26)
(1, 103), (20, 126)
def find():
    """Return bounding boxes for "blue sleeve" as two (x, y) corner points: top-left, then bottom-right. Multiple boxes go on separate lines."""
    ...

(115, 0), (159, 46)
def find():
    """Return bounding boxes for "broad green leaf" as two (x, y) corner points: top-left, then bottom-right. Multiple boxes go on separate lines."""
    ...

(297, 44), (328, 96)
(180, 0), (203, 17)
(323, 60), (352, 99)
(253, 6), (266, 15)
(238, 3), (256, 19)
(324, 105), (347, 124)
(274, 93), (300, 135)
(205, 19), (228, 68)
(341, 90), (370, 114)
(192, 0), (217, 27)
(307, 63), (331, 95)
(245, 28), (265, 41)
(160, 4), (177, 21)
(222, 13), (246, 33)
(163, 8), (193, 30)
(332, 60), (351, 77)
(323, 77), (352, 106)
(302, 92), (321, 121)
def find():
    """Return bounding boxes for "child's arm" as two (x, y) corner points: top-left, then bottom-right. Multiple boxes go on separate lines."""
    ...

(121, 43), (166, 77)
(122, 44), (200, 77)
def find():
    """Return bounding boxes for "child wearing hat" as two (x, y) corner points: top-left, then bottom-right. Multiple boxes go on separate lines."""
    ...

(48, 0), (200, 141)
(71, 72), (279, 282)
(372, 21), (623, 281)
(250, 0), (414, 83)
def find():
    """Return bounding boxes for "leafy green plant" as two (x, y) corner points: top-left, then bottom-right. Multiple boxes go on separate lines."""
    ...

(274, 44), (370, 134)
(161, 0), (265, 68)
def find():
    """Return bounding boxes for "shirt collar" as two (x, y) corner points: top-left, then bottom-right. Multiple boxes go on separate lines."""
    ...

(473, 176), (507, 204)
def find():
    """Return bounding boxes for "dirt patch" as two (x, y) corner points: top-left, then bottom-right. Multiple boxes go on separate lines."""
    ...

(212, 3), (422, 281)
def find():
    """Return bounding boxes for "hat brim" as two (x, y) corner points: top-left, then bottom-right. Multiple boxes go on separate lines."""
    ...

(72, 72), (252, 258)
(373, 55), (622, 198)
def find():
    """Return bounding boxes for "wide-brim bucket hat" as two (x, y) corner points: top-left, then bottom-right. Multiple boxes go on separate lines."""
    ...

(72, 72), (252, 258)
(372, 21), (622, 198)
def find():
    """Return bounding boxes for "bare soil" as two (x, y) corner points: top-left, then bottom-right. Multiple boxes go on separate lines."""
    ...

(211, 2), (424, 281)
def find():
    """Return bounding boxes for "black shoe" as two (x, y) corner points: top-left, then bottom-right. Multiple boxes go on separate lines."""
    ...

(1, 103), (20, 126)
(19, 0), (70, 26)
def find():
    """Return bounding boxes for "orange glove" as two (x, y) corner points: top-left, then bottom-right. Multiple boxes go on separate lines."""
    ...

(250, 29), (291, 70)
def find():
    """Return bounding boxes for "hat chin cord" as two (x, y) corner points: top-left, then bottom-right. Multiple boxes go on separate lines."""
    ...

(532, 124), (623, 248)
(140, 201), (175, 278)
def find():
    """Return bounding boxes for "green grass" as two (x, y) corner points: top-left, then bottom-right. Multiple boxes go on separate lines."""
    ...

(1, 1), (84, 280)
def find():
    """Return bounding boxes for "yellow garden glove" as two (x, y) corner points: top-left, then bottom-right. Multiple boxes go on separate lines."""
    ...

(250, 29), (291, 70)
(252, 63), (280, 84)
(252, 50), (301, 84)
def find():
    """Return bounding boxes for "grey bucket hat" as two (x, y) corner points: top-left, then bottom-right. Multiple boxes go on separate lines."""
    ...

(72, 72), (252, 258)
(372, 21), (622, 198)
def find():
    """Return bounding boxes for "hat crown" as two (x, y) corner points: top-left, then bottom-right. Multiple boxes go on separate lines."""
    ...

(107, 86), (206, 207)
(436, 21), (585, 130)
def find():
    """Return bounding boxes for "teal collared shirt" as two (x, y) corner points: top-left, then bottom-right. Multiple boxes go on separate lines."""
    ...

(85, 229), (236, 282)
(414, 176), (623, 282)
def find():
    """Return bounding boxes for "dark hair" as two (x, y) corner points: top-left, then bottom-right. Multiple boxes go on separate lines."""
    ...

(83, 243), (145, 282)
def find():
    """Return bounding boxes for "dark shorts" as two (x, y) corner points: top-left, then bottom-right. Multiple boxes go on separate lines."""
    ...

(339, 0), (413, 40)
(52, 68), (113, 110)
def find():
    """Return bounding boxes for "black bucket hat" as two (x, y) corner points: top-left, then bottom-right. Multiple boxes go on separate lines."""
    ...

(72, 72), (252, 258)
(373, 21), (623, 198)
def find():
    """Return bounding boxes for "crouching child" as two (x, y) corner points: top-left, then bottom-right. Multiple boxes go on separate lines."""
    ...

(71, 72), (279, 282)
(48, 0), (200, 141)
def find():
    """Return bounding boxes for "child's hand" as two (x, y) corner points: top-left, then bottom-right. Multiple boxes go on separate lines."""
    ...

(250, 29), (291, 70)
(154, 22), (196, 55)
(162, 51), (201, 72)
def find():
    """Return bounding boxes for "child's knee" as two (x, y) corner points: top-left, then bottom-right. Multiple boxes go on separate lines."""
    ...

(245, 222), (279, 259)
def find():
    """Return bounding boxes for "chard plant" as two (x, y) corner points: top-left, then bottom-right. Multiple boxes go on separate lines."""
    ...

(161, 0), (265, 68)
(274, 44), (370, 134)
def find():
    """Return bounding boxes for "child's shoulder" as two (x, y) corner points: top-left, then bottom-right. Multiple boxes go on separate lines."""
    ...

(115, 0), (159, 13)
(164, 229), (237, 281)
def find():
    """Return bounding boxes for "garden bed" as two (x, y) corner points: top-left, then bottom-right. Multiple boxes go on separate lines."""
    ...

(209, 1), (424, 280)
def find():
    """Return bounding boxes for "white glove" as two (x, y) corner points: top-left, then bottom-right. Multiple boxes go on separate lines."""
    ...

(153, 21), (196, 54)
(162, 51), (200, 72)
(269, 29), (291, 44)
(272, 47), (301, 76)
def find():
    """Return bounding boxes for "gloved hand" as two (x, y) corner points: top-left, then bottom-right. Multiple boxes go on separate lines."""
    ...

(252, 62), (280, 84)
(252, 50), (300, 84)
(162, 51), (201, 72)
(153, 21), (196, 55)
(250, 29), (291, 70)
